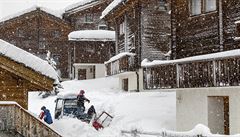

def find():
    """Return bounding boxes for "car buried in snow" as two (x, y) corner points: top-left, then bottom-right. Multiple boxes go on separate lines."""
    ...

(54, 93), (114, 130)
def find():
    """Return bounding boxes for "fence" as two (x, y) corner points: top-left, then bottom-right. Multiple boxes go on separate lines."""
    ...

(0, 102), (62, 137)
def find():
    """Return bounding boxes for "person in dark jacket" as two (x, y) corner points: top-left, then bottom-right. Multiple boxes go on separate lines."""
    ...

(39, 106), (53, 125)
(77, 90), (90, 113)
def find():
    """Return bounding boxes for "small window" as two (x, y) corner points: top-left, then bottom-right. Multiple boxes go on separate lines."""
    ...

(52, 30), (61, 38)
(53, 54), (61, 65)
(84, 13), (94, 23)
(16, 29), (24, 37)
(204, 0), (216, 12)
(39, 41), (47, 49)
(119, 21), (125, 35)
(98, 24), (108, 30)
(190, 0), (201, 15)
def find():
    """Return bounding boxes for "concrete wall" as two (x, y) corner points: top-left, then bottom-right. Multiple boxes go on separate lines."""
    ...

(176, 86), (240, 134)
(95, 64), (105, 78)
(118, 72), (137, 92)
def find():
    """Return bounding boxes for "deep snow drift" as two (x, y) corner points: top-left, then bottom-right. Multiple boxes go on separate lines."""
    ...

(28, 77), (176, 137)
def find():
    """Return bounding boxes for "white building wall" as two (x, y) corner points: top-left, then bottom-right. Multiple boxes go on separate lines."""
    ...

(95, 64), (105, 78)
(176, 86), (240, 134)
(119, 72), (137, 91)
(138, 68), (144, 91)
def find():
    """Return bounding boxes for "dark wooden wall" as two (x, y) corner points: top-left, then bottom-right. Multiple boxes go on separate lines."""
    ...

(0, 9), (72, 78)
(171, 0), (220, 59)
(64, 1), (111, 30)
(222, 0), (240, 50)
(72, 41), (115, 63)
(141, 0), (171, 61)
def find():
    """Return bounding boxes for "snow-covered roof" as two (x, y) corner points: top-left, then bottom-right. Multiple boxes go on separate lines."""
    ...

(68, 30), (115, 41)
(57, 93), (77, 99)
(0, 39), (58, 81)
(101, 0), (126, 19)
(141, 49), (240, 67)
(65, 0), (98, 12)
(105, 52), (135, 64)
(0, 6), (63, 23)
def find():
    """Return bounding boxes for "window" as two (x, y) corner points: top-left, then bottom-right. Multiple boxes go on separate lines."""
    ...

(190, 0), (201, 15)
(84, 13), (94, 23)
(190, 0), (216, 16)
(119, 21), (125, 35)
(52, 30), (61, 38)
(39, 41), (47, 49)
(205, 0), (216, 12)
(53, 54), (61, 65)
(98, 24), (108, 30)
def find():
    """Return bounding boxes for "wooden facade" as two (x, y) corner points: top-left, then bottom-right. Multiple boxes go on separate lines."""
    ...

(0, 54), (54, 109)
(0, 103), (61, 137)
(104, 0), (171, 76)
(0, 7), (72, 79)
(63, 0), (112, 30)
(71, 41), (115, 64)
(171, 0), (240, 59)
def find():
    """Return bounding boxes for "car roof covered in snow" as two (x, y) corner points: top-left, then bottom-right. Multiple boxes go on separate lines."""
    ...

(57, 93), (78, 99)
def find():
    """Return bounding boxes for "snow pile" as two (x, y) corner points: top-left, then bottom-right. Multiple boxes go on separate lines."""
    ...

(29, 77), (176, 137)
(101, 0), (126, 19)
(0, 6), (62, 23)
(65, 0), (98, 12)
(105, 52), (135, 64)
(68, 30), (115, 41)
(142, 49), (240, 67)
(0, 39), (58, 80)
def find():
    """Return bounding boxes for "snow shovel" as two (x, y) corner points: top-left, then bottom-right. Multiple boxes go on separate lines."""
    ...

(92, 111), (113, 130)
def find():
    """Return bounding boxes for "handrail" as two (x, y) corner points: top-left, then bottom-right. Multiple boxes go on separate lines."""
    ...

(0, 102), (62, 137)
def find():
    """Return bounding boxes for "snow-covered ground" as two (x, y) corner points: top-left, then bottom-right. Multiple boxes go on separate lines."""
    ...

(28, 77), (176, 137)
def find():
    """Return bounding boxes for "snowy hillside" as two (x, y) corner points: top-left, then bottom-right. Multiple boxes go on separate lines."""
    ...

(28, 77), (176, 137)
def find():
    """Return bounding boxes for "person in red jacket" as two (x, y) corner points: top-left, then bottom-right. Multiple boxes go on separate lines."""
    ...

(77, 90), (90, 114)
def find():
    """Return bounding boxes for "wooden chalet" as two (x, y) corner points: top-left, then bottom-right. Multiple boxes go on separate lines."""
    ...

(63, 0), (112, 30)
(63, 0), (116, 80)
(102, 0), (171, 91)
(0, 39), (56, 109)
(140, 0), (240, 135)
(0, 6), (72, 79)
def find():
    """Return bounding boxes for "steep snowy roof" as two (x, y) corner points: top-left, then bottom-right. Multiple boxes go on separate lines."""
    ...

(105, 52), (135, 64)
(142, 49), (240, 67)
(0, 39), (58, 81)
(101, 0), (126, 19)
(68, 30), (115, 41)
(65, 0), (98, 12)
(0, 6), (63, 23)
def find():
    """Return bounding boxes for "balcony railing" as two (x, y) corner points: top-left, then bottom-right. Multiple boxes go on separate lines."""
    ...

(0, 102), (62, 137)
(105, 53), (136, 76)
(143, 50), (240, 89)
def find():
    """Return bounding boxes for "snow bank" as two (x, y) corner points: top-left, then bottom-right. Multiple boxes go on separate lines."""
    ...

(0, 39), (58, 80)
(65, 0), (97, 12)
(101, 0), (126, 19)
(142, 49), (240, 67)
(68, 30), (115, 41)
(0, 6), (62, 23)
(105, 52), (135, 64)
(29, 77), (176, 137)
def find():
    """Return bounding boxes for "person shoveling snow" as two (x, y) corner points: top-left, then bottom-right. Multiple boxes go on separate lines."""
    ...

(54, 92), (113, 130)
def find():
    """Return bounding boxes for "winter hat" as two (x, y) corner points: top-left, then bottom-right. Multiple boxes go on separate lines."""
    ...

(79, 90), (85, 95)
(41, 106), (46, 110)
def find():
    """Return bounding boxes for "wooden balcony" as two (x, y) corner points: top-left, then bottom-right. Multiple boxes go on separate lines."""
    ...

(143, 50), (240, 89)
(0, 102), (61, 137)
(105, 53), (136, 76)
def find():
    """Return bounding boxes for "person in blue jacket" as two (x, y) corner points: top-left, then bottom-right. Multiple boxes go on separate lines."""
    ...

(39, 106), (53, 125)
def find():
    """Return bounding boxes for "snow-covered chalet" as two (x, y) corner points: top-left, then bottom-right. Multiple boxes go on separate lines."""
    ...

(102, 0), (171, 91)
(142, 0), (240, 135)
(63, 0), (116, 80)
